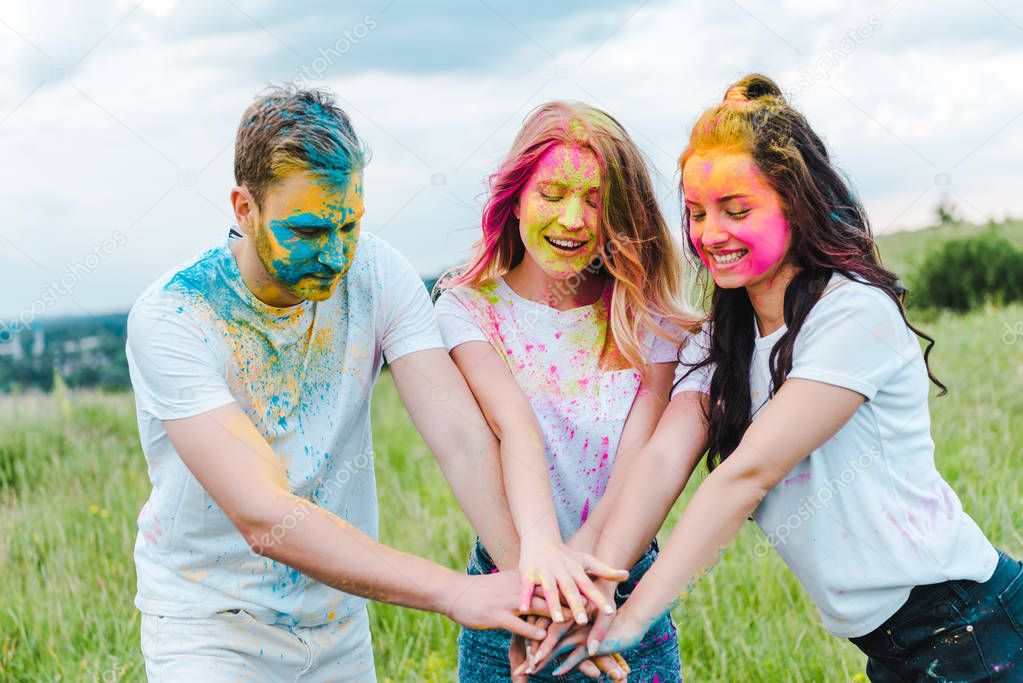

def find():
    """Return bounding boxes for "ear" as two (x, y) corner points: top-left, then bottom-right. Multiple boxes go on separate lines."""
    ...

(230, 186), (258, 236)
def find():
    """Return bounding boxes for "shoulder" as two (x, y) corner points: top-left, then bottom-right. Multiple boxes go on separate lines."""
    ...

(797, 273), (918, 361)
(130, 246), (223, 324)
(811, 273), (904, 328)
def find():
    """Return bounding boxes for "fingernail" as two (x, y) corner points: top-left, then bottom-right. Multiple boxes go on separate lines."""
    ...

(535, 628), (547, 639)
(554, 611), (564, 623)
(575, 611), (588, 624)
(603, 603), (615, 614)
(588, 639), (600, 655)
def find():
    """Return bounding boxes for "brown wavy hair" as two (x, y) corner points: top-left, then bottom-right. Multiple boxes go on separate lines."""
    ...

(677, 74), (946, 471)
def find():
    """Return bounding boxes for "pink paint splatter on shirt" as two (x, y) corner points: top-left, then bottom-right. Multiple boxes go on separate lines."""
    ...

(783, 472), (811, 486)
(580, 498), (590, 524)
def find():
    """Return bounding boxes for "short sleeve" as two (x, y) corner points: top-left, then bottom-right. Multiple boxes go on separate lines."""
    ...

(787, 281), (915, 401)
(671, 325), (714, 397)
(372, 238), (445, 363)
(644, 316), (685, 364)
(126, 298), (236, 420)
(434, 291), (487, 351)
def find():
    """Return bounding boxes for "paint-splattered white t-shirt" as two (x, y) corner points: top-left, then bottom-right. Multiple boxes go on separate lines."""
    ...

(436, 277), (681, 539)
(126, 231), (442, 627)
(672, 273), (997, 637)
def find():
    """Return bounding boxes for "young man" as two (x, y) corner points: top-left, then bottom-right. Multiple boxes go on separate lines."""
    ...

(125, 86), (596, 681)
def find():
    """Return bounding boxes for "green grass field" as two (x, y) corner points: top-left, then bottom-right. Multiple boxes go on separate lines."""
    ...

(2, 225), (1022, 682)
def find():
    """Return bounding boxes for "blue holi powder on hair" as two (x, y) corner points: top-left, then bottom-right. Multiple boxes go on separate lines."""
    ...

(830, 212), (840, 221)
(292, 98), (365, 189)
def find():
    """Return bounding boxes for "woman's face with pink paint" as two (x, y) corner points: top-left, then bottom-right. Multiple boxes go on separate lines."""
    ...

(514, 144), (602, 279)
(682, 150), (791, 290)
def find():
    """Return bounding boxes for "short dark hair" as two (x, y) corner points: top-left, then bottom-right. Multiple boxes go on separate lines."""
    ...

(234, 85), (366, 207)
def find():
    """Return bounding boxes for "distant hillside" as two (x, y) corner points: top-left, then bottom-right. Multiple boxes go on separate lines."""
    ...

(3, 219), (1019, 393)
(876, 218), (1023, 281)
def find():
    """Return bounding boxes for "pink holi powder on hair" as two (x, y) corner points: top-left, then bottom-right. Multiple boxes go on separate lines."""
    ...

(783, 472), (811, 486)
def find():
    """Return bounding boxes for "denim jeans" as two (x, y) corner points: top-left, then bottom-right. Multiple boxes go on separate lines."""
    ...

(457, 539), (683, 683)
(849, 549), (1023, 681)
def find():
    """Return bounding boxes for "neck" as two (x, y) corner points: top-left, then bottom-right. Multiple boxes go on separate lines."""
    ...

(504, 259), (607, 311)
(746, 263), (799, 336)
(230, 238), (302, 308)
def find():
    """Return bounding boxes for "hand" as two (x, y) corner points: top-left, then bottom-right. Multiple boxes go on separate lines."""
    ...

(518, 537), (628, 625)
(442, 570), (551, 640)
(509, 615), (549, 683)
(587, 606), (648, 659)
(511, 617), (630, 681)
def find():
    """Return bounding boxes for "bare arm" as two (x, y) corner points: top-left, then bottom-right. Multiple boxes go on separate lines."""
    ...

(163, 401), (548, 638)
(448, 341), (628, 624)
(388, 348), (520, 570)
(590, 378), (864, 654)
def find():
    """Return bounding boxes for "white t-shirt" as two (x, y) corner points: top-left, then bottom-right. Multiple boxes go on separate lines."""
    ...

(436, 277), (681, 539)
(126, 231), (443, 628)
(673, 273), (997, 637)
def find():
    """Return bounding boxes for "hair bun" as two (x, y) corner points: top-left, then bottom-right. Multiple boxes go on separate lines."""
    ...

(723, 73), (784, 103)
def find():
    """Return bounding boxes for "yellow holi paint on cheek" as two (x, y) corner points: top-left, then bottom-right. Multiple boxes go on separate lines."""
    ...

(518, 145), (602, 278)
(256, 173), (364, 301)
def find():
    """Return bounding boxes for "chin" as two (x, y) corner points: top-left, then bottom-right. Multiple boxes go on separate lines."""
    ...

(710, 272), (752, 289)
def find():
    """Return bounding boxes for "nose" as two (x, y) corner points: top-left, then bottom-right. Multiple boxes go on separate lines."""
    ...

(697, 213), (729, 249)
(559, 196), (586, 231)
(318, 232), (346, 272)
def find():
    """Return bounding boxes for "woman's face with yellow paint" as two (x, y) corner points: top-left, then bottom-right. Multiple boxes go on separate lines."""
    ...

(682, 150), (791, 290)
(253, 170), (364, 302)
(514, 144), (602, 279)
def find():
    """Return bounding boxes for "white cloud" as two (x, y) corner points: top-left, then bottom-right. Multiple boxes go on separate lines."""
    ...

(2, 0), (1022, 319)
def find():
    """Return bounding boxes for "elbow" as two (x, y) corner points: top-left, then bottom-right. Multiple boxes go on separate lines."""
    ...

(712, 461), (772, 513)
(230, 495), (308, 558)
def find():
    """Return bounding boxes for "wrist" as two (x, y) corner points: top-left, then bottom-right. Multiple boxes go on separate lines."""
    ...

(430, 568), (467, 619)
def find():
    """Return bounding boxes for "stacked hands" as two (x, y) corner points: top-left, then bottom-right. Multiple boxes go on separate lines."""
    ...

(507, 539), (648, 681)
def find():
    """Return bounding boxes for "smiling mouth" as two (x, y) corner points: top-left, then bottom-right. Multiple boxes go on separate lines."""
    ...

(544, 236), (588, 252)
(710, 249), (748, 265)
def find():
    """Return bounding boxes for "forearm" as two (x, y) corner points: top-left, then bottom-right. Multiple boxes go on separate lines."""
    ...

(434, 431), (521, 570)
(243, 491), (460, 614)
(617, 466), (763, 627)
(591, 446), (691, 570)
(502, 430), (562, 547)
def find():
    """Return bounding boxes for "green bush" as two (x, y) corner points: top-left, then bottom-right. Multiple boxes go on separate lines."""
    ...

(910, 230), (1023, 312)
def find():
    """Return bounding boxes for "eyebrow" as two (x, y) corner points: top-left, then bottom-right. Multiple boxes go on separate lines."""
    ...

(538, 180), (600, 192)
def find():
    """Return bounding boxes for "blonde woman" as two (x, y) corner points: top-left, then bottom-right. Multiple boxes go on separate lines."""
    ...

(436, 101), (699, 682)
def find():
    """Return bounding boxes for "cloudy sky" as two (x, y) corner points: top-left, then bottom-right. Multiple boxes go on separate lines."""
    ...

(3, 0), (1022, 321)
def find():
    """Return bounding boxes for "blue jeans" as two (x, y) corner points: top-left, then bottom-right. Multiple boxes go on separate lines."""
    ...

(849, 549), (1023, 681)
(457, 539), (682, 682)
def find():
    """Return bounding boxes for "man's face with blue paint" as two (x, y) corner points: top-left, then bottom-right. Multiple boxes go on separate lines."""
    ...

(252, 170), (364, 303)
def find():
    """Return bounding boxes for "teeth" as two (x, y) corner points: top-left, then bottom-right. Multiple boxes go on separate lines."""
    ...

(548, 238), (585, 249)
(713, 250), (747, 264)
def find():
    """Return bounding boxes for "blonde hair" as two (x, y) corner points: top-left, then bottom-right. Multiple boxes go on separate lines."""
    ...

(442, 101), (700, 372)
